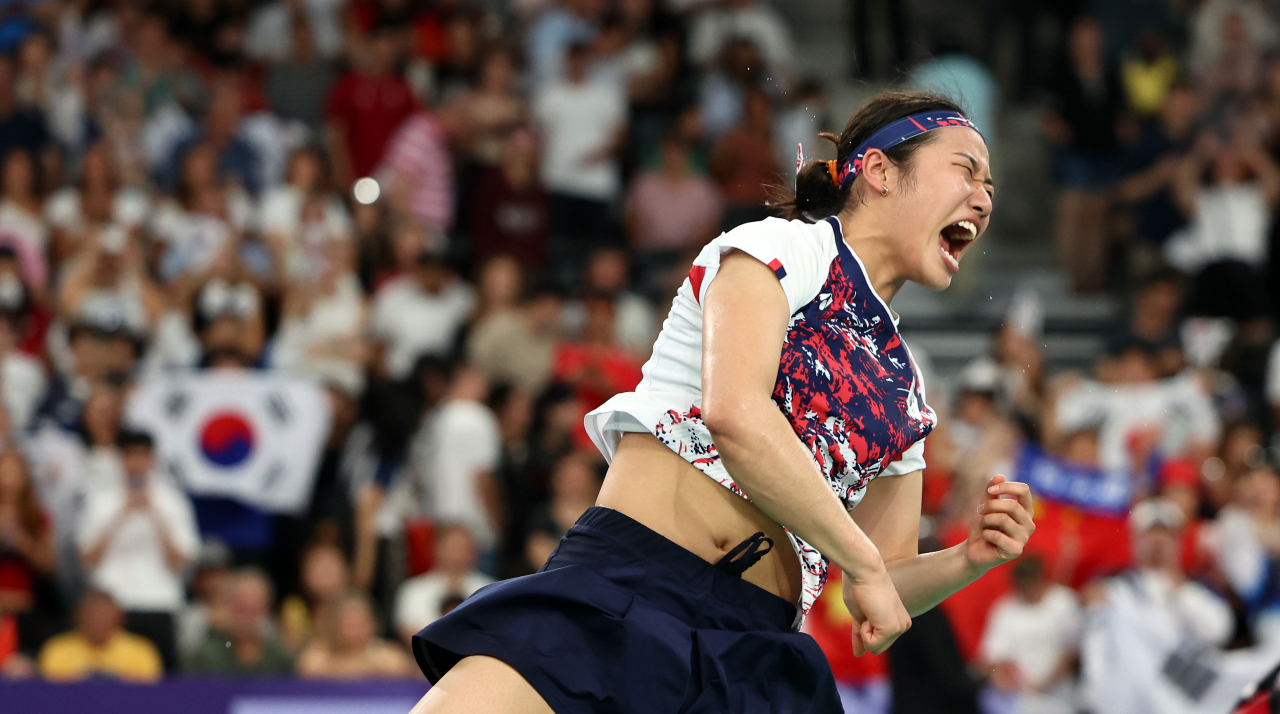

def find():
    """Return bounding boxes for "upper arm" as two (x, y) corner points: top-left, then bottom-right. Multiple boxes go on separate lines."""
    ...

(849, 470), (922, 563)
(700, 250), (791, 434)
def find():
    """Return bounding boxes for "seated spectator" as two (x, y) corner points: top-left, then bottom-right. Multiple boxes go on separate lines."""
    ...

(1106, 270), (1185, 378)
(296, 592), (414, 679)
(38, 588), (163, 682)
(524, 453), (601, 571)
(1081, 498), (1235, 713)
(77, 430), (200, 671)
(262, 17), (337, 133)
(979, 555), (1082, 714)
(44, 141), (150, 268)
(0, 449), (54, 614)
(464, 127), (550, 271)
(0, 264), (46, 435)
(553, 291), (644, 436)
(175, 541), (233, 662)
(280, 542), (351, 653)
(439, 46), (526, 169)
(625, 134), (722, 257)
(371, 226), (474, 381)
(186, 567), (293, 676)
(709, 89), (779, 231)
(471, 254), (525, 327)
(394, 523), (494, 645)
(467, 282), (563, 396)
(574, 248), (655, 357)
(0, 148), (48, 298)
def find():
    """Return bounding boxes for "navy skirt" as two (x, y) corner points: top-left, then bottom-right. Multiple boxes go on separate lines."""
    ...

(413, 506), (843, 713)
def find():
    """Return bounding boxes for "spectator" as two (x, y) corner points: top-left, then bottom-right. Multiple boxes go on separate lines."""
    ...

(371, 224), (474, 381)
(0, 55), (51, 172)
(1044, 16), (1127, 293)
(1107, 270), (1185, 378)
(1081, 498), (1234, 713)
(296, 591), (414, 679)
(149, 142), (256, 283)
(524, 453), (600, 571)
(525, 0), (604, 90)
(688, 0), (793, 84)
(471, 254), (524, 326)
(259, 145), (352, 266)
(625, 134), (722, 256)
(1121, 31), (1180, 118)
(574, 248), (655, 357)
(44, 141), (150, 267)
(374, 107), (454, 233)
(394, 523), (492, 645)
(280, 542), (350, 652)
(246, 0), (345, 63)
(907, 32), (999, 151)
(979, 555), (1082, 714)
(1052, 340), (1219, 474)
(262, 16), (337, 133)
(1114, 84), (1198, 251)
(467, 282), (563, 396)
(186, 567), (293, 675)
(0, 449), (54, 614)
(533, 41), (626, 252)
(1210, 466), (1280, 645)
(464, 127), (550, 270)
(0, 148), (50, 294)
(175, 541), (233, 661)
(77, 429), (200, 671)
(1167, 131), (1280, 322)
(406, 364), (502, 561)
(37, 588), (163, 682)
(709, 89), (779, 231)
(165, 82), (262, 197)
(324, 22), (416, 189)
(440, 46), (527, 169)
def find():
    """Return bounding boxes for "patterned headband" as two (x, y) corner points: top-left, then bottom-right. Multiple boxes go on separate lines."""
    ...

(827, 111), (980, 189)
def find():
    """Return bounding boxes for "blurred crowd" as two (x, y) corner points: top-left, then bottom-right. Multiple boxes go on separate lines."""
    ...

(0, 0), (1276, 712)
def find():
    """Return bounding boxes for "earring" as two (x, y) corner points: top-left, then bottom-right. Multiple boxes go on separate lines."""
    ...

(881, 185), (889, 196)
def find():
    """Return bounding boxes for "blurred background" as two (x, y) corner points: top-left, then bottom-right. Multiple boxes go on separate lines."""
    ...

(0, 0), (1276, 712)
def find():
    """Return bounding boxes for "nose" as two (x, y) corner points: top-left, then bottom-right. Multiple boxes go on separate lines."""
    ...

(970, 186), (993, 217)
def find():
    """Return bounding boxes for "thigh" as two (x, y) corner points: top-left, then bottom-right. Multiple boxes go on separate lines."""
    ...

(409, 655), (556, 714)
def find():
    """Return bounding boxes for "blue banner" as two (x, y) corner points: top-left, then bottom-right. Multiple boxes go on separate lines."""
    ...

(1013, 442), (1136, 515)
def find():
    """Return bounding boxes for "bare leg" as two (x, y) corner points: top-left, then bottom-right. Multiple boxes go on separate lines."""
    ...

(409, 656), (556, 714)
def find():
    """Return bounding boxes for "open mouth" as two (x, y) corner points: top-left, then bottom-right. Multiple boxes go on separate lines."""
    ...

(938, 220), (978, 274)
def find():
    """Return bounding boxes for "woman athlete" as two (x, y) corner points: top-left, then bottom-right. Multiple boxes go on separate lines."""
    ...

(409, 91), (1036, 713)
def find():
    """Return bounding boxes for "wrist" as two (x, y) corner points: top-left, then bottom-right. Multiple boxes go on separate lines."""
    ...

(959, 542), (993, 577)
(842, 553), (888, 586)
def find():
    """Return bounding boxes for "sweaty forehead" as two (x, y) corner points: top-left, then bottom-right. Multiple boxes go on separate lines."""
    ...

(932, 126), (989, 164)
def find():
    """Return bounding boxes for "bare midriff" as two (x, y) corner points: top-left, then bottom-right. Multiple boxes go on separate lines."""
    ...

(595, 432), (804, 605)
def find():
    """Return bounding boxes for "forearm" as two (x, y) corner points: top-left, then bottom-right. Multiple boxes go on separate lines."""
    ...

(711, 406), (885, 581)
(880, 543), (985, 616)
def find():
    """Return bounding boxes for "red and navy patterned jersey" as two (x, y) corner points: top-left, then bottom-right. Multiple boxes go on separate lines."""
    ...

(587, 216), (936, 619)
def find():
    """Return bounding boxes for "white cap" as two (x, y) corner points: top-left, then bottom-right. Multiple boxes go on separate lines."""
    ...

(1129, 497), (1186, 532)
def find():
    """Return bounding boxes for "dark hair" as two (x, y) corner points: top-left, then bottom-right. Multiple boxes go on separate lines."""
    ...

(117, 429), (155, 451)
(776, 90), (965, 222)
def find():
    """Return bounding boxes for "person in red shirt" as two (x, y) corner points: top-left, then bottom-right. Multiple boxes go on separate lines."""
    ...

(553, 292), (643, 449)
(325, 22), (418, 189)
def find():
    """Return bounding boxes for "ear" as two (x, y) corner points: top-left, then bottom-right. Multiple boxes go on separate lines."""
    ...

(859, 148), (897, 193)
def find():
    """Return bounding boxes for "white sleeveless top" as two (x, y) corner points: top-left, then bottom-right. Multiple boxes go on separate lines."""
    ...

(585, 216), (935, 620)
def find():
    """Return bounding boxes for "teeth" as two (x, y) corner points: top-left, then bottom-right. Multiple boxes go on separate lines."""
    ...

(952, 220), (977, 240)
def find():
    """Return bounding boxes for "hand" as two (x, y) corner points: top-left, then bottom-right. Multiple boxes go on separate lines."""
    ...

(965, 475), (1035, 572)
(843, 565), (912, 656)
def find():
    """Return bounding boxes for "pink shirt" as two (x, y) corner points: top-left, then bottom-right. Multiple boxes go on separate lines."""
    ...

(626, 172), (723, 251)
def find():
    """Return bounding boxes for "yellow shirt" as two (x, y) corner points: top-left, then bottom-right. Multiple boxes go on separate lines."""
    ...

(38, 631), (163, 683)
(1122, 56), (1180, 117)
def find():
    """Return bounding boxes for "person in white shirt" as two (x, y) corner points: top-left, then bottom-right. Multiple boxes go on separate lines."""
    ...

(371, 227), (474, 382)
(407, 365), (502, 558)
(1081, 498), (1235, 714)
(77, 430), (200, 670)
(532, 42), (626, 248)
(394, 523), (494, 646)
(980, 555), (1082, 714)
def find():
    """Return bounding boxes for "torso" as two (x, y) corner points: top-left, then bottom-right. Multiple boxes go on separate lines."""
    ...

(587, 216), (936, 616)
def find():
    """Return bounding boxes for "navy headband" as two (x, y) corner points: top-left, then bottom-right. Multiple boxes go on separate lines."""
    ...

(832, 110), (980, 189)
